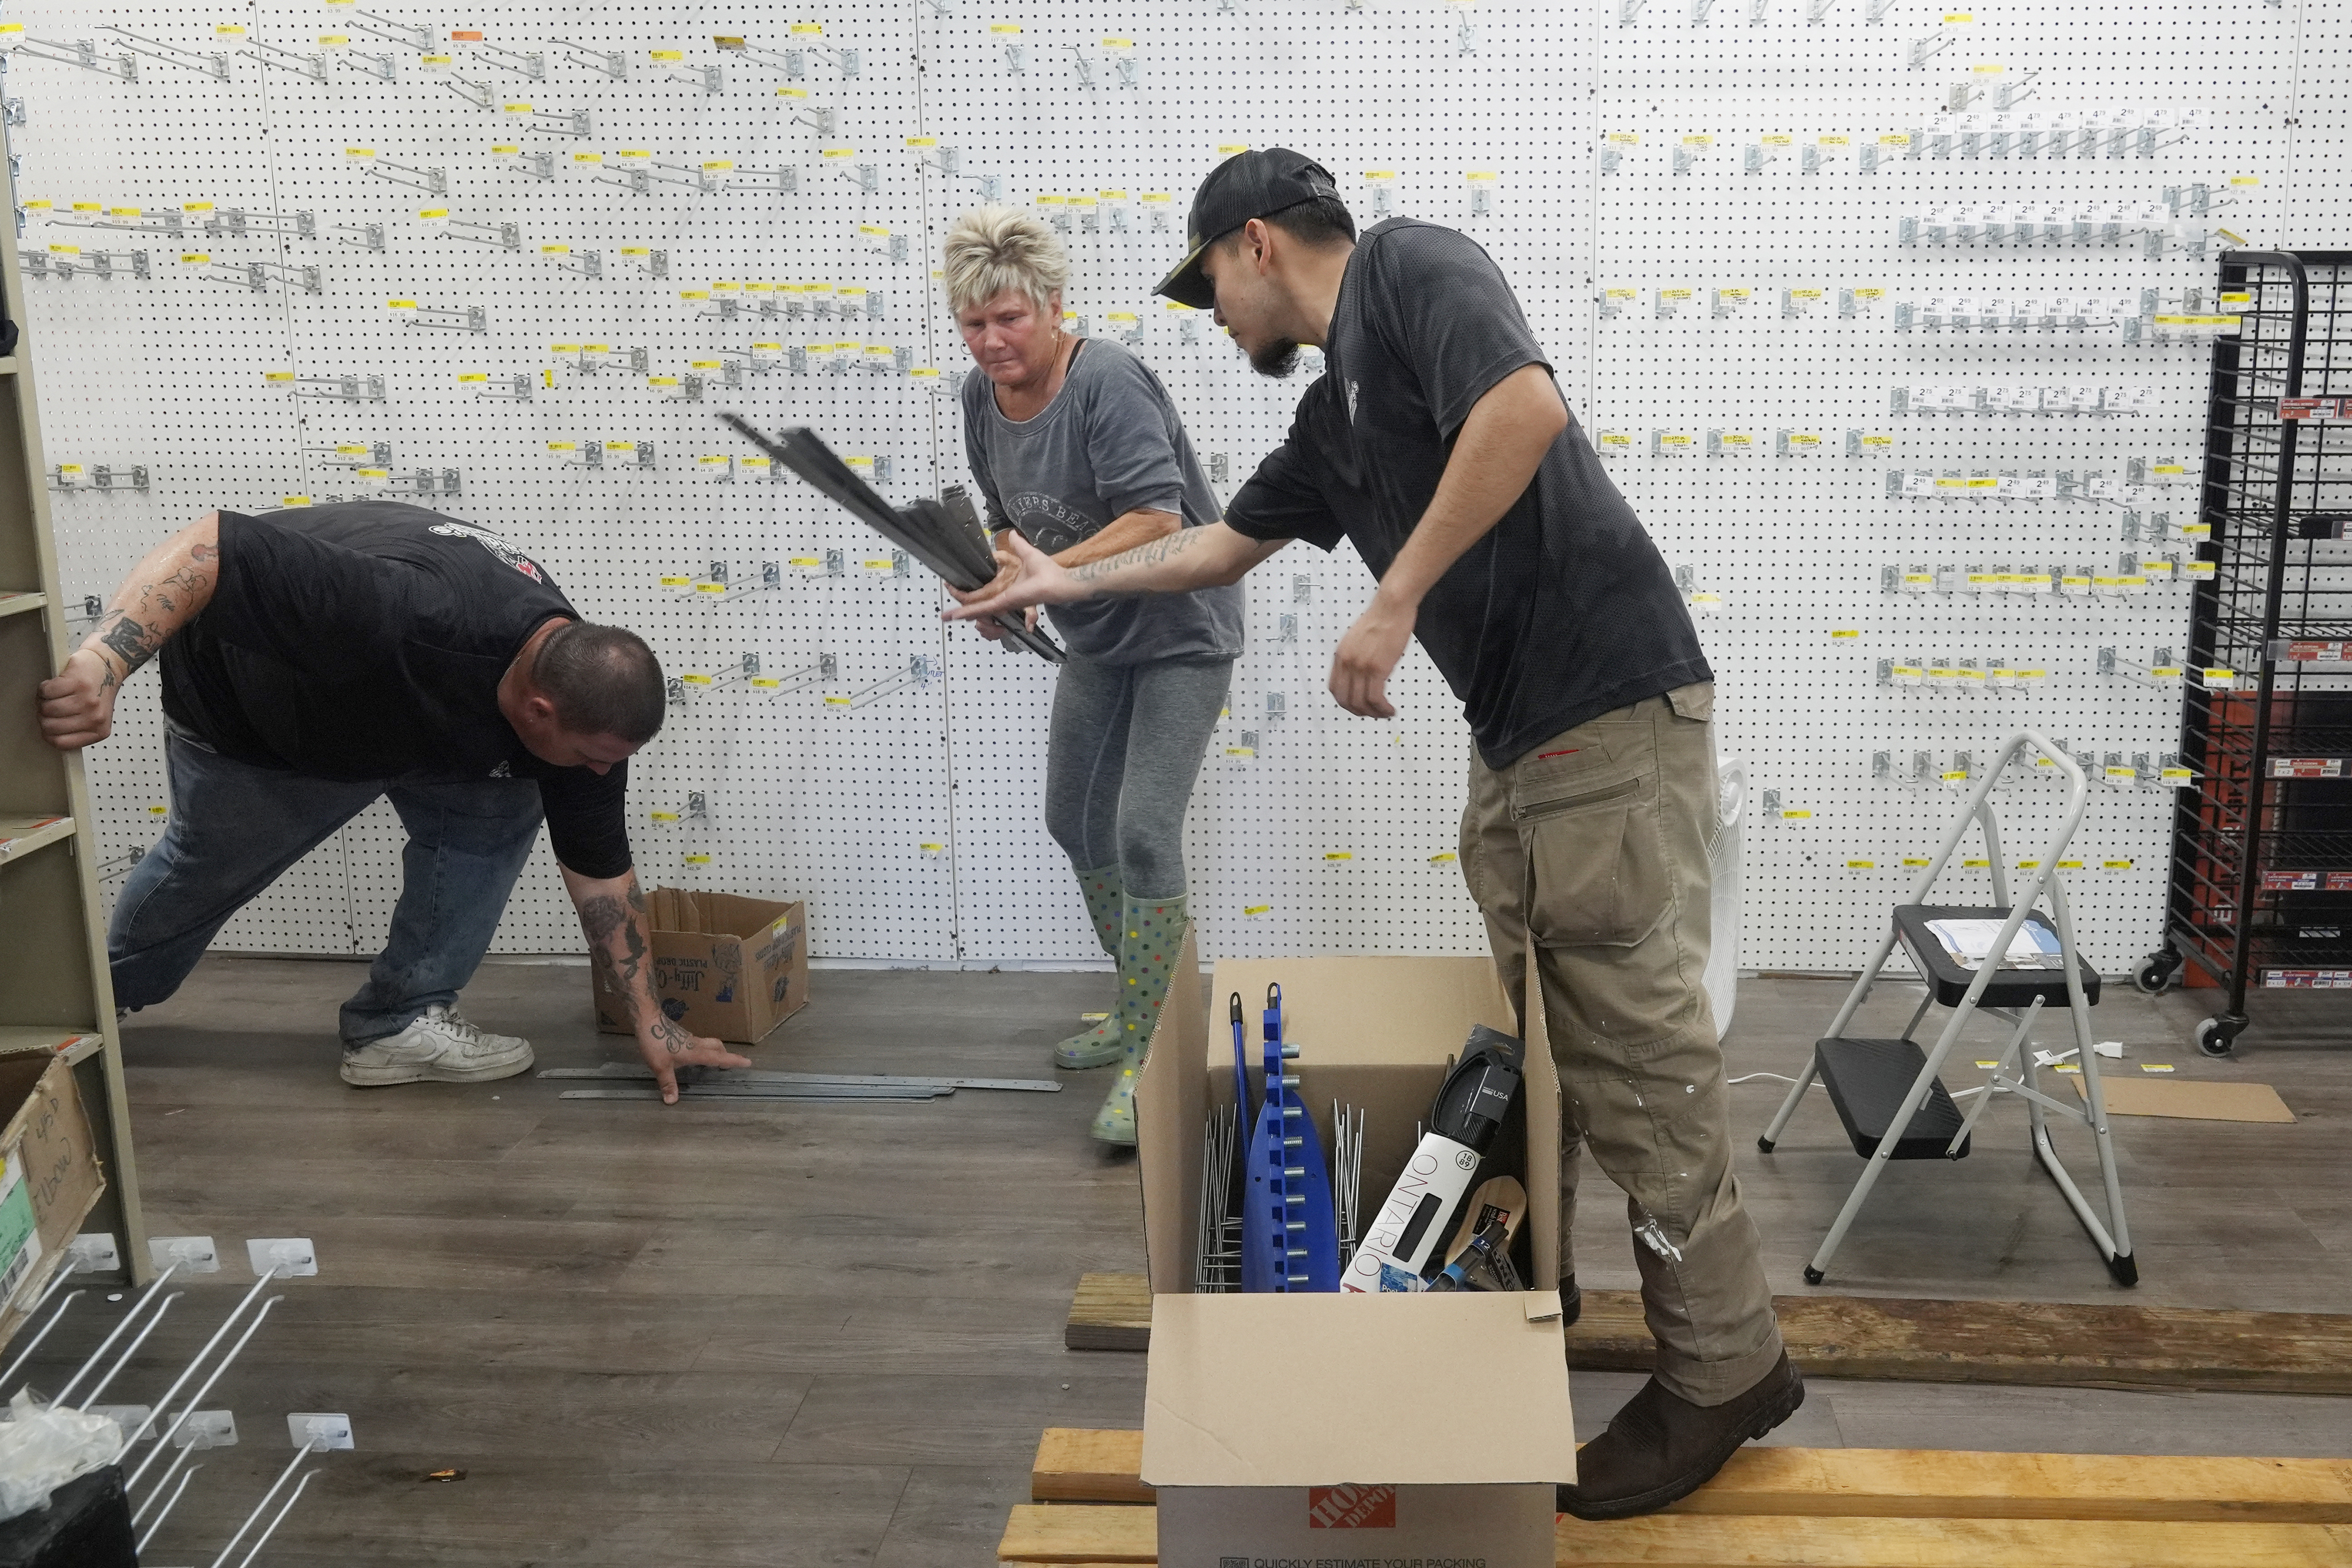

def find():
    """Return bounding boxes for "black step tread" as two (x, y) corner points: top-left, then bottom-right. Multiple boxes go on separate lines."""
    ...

(1816, 1035), (1971, 1160)
(1894, 905), (2103, 1009)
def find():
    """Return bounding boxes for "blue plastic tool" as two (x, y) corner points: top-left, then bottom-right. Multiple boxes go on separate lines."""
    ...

(1241, 983), (1340, 1292)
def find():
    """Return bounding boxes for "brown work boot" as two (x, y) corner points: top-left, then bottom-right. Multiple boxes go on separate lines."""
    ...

(1558, 1351), (1804, 1520)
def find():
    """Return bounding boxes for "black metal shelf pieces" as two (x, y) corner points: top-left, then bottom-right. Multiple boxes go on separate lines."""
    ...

(2145, 249), (2352, 1055)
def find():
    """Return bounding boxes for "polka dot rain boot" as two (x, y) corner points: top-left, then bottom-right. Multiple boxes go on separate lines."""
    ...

(1090, 894), (1188, 1147)
(1055, 866), (1127, 1070)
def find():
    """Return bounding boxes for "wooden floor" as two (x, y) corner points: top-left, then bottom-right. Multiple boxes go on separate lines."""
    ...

(16, 958), (2350, 1566)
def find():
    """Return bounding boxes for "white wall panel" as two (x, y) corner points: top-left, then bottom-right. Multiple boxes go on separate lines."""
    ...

(4, 0), (2333, 972)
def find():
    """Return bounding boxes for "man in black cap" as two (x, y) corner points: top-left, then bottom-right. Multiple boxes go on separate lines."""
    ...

(948, 148), (1800, 1518)
(38, 499), (751, 1103)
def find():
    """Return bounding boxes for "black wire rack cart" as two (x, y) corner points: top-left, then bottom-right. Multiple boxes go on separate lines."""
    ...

(2139, 251), (2352, 1057)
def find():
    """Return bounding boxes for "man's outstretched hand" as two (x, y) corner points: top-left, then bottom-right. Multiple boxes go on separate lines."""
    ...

(638, 1016), (752, 1104)
(961, 551), (1041, 641)
(944, 531), (1081, 625)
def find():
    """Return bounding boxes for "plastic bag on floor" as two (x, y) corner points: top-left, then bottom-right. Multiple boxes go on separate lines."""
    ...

(0, 1389), (123, 1521)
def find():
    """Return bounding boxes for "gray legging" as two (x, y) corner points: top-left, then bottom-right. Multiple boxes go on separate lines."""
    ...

(1045, 655), (1234, 901)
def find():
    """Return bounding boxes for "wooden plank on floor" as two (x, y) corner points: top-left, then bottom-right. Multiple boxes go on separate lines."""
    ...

(1000, 1503), (1155, 1563)
(1551, 1515), (2352, 1567)
(1675, 1448), (2352, 1524)
(998, 1503), (2352, 1567)
(1066, 1272), (1152, 1351)
(1028, 1429), (2352, 1523)
(1034, 1428), (1150, 1504)
(1066, 1274), (2352, 1395)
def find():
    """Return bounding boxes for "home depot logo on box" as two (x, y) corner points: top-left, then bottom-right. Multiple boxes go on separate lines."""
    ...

(1306, 1483), (1397, 1529)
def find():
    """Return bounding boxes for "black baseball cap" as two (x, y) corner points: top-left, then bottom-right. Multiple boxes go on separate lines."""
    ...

(1154, 148), (1342, 310)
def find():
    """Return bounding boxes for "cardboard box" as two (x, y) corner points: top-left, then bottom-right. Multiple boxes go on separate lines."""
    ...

(1135, 937), (1562, 1297)
(1133, 937), (1574, 1567)
(1145, 1292), (1577, 1568)
(593, 889), (808, 1045)
(0, 1055), (106, 1349)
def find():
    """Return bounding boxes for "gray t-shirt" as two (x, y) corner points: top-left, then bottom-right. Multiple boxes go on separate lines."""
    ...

(961, 336), (1244, 665)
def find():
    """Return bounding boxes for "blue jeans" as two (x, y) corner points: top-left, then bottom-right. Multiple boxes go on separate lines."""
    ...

(110, 729), (546, 1046)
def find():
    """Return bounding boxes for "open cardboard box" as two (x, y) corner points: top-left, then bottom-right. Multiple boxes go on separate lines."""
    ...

(592, 889), (808, 1045)
(0, 1054), (106, 1348)
(1134, 934), (1575, 1566)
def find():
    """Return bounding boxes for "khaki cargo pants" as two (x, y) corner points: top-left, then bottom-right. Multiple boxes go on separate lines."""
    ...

(1461, 682), (1783, 1406)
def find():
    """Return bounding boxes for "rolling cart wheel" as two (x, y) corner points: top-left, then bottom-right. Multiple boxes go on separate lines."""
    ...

(2107, 1251), (2139, 1287)
(2132, 951), (2181, 995)
(1802, 1265), (1825, 1286)
(2194, 1017), (2241, 1058)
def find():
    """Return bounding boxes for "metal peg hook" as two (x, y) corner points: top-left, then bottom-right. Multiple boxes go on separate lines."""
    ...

(78, 1291), (187, 1408)
(209, 1439), (326, 1567)
(134, 1462), (204, 1553)
(231, 1469), (319, 1568)
(50, 1262), (182, 1406)
(0, 1289), (84, 1395)
(125, 1290), (286, 1486)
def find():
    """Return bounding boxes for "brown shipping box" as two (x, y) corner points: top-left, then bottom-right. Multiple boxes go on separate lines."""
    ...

(592, 889), (808, 1045)
(1133, 935), (1575, 1567)
(1146, 1293), (1576, 1568)
(0, 1054), (107, 1348)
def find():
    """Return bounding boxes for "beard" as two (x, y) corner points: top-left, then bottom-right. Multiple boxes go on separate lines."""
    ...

(1246, 336), (1302, 378)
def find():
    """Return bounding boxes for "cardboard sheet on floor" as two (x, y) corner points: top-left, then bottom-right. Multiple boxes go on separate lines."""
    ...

(2072, 1075), (2296, 1123)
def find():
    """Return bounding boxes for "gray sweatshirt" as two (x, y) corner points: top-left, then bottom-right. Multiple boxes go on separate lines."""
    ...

(960, 337), (1244, 665)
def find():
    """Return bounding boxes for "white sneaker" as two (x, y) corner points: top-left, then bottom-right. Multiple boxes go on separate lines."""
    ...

(340, 1004), (534, 1086)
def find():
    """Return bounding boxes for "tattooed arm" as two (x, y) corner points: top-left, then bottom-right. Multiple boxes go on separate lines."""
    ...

(963, 509), (1185, 641)
(944, 520), (1285, 624)
(38, 511), (225, 750)
(561, 864), (751, 1103)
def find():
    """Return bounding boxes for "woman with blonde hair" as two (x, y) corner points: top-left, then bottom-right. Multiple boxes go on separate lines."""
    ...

(941, 205), (1242, 1146)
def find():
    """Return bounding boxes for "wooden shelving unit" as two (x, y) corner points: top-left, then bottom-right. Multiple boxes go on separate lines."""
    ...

(0, 147), (146, 1299)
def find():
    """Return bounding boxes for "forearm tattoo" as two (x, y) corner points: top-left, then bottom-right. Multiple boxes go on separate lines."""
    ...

(647, 1016), (694, 1056)
(85, 540), (217, 681)
(91, 610), (162, 676)
(1069, 526), (1203, 589)
(580, 885), (656, 1027)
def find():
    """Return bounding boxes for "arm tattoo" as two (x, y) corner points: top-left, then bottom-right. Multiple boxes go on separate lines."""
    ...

(580, 885), (655, 1025)
(578, 894), (629, 944)
(136, 562), (213, 618)
(93, 611), (163, 675)
(1068, 526), (1203, 589)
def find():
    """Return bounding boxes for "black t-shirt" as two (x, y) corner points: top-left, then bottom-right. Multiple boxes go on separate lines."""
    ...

(1225, 219), (1710, 769)
(159, 501), (635, 878)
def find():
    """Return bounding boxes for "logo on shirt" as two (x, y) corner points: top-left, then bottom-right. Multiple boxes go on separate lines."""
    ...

(488, 760), (512, 779)
(1005, 491), (1096, 554)
(1347, 378), (1361, 424)
(430, 521), (545, 583)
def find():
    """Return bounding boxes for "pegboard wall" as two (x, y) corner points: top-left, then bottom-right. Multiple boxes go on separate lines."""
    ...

(6, 0), (2346, 972)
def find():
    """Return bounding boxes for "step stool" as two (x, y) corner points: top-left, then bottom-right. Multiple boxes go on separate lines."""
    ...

(1758, 732), (2136, 1288)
